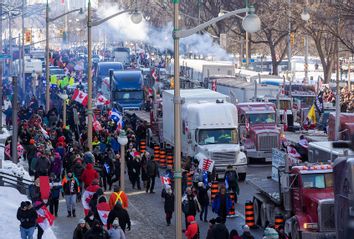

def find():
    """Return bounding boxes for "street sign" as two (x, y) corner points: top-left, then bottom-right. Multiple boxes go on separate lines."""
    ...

(0, 54), (11, 60)
(242, 59), (255, 63)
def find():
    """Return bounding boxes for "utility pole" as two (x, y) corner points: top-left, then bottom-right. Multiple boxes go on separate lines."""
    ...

(334, 16), (340, 141)
(45, 0), (50, 112)
(87, 0), (93, 151)
(21, 0), (25, 99)
(12, 75), (18, 163)
(288, 0), (292, 73)
(8, 15), (12, 76)
(173, 1), (182, 238)
(0, 0), (3, 133)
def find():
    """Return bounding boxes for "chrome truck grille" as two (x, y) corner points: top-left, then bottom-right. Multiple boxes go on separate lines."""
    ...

(211, 151), (236, 165)
(257, 134), (279, 151)
(318, 200), (335, 232)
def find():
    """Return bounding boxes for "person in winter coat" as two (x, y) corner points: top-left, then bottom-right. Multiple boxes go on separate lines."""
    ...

(108, 219), (126, 239)
(72, 157), (85, 181)
(197, 182), (209, 222)
(81, 163), (99, 189)
(182, 187), (201, 228)
(184, 215), (199, 239)
(208, 217), (229, 239)
(224, 165), (240, 202)
(62, 170), (80, 217)
(130, 153), (141, 190)
(111, 154), (121, 186)
(277, 226), (289, 239)
(89, 188), (104, 220)
(83, 219), (109, 239)
(34, 155), (51, 178)
(17, 201), (37, 239)
(100, 152), (114, 191)
(241, 225), (255, 239)
(146, 155), (159, 193)
(108, 185), (128, 210)
(73, 219), (90, 239)
(161, 185), (174, 226)
(50, 152), (62, 179)
(212, 185), (232, 220)
(29, 178), (41, 203)
(84, 211), (95, 228)
(140, 152), (149, 187)
(107, 203), (131, 232)
(49, 173), (61, 216)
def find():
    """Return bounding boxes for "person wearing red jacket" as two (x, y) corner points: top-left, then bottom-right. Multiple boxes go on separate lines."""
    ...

(185, 215), (199, 239)
(80, 163), (99, 189)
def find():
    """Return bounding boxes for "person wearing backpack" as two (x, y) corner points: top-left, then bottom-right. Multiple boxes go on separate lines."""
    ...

(49, 173), (61, 216)
(146, 155), (159, 193)
(224, 165), (240, 202)
(108, 185), (128, 210)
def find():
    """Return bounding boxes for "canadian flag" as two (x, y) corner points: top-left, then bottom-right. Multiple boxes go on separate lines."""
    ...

(152, 68), (158, 82)
(96, 94), (110, 106)
(93, 117), (103, 132)
(72, 89), (88, 106)
(160, 176), (171, 185)
(97, 201), (111, 226)
(81, 187), (96, 210)
(37, 205), (55, 231)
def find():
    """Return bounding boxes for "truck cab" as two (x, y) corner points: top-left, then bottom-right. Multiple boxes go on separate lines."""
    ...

(237, 102), (280, 161)
(285, 165), (335, 239)
(110, 70), (144, 111)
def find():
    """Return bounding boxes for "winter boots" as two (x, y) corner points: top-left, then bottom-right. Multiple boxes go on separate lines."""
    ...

(67, 211), (71, 217)
(72, 210), (76, 217)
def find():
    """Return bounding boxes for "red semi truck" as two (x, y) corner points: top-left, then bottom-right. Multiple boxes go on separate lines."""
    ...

(249, 149), (336, 239)
(237, 102), (280, 162)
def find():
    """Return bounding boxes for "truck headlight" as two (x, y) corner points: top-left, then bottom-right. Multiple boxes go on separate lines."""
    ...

(238, 156), (247, 164)
(303, 223), (318, 230)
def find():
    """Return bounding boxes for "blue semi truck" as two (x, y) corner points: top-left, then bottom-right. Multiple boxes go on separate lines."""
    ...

(109, 70), (144, 111)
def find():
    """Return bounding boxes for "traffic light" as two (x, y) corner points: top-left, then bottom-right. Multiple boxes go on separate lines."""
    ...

(290, 32), (295, 46)
(25, 30), (32, 44)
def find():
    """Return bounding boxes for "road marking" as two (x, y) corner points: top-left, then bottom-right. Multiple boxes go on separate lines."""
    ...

(127, 191), (147, 196)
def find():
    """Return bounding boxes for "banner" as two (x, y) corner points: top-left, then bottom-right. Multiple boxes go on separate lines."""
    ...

(198, 158), (215, 173)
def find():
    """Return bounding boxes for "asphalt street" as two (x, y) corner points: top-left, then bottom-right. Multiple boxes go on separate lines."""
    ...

(53, 163), (271, 239)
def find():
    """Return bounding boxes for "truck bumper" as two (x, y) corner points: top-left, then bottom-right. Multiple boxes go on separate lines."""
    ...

(302, 231), (336, 239)
(246, 150), (272, 161)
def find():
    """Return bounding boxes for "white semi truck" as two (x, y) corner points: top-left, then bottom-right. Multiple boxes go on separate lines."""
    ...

(162, 89), (247, 180)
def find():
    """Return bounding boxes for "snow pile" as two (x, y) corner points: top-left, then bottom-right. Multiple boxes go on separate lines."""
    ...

(0, 128), (11, 140)
(0, 159), (32, 181)
(0, 187), (57, 239)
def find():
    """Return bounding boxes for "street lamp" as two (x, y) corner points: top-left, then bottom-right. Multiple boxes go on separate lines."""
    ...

(45, 0), (83, 113)
(118, 130), (128, 191)
(301, 6), (310, 84)
(86, 0), (142, 151)
(172, 3), (260, 238)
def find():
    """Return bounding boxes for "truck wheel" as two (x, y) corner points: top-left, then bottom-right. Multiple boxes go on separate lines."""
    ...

(253, 199), (260, 226)
(238, 173), (246, 181)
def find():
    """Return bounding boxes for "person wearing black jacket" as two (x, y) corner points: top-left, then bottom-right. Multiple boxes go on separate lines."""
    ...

(101, 152), (114, 191)
(83, 219), (109, 239)
(197, 182), (209, 222)
(161, 185), (174, 226)
(89, 188), (104, 221)
(17, 201), (37, 239)
(208, 217), (229, 239)
(73, 219), (90, 239)
(107, 203), (131, 232)
(146, 156), (159, 193)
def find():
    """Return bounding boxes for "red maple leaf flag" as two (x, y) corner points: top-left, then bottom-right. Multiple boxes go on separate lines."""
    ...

(72, 89), (88, 106)
(97, 201), (111, 226)
(160, 176), (171, 185)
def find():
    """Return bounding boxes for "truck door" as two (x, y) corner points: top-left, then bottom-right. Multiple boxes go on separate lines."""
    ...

(290, 175), (302, 213)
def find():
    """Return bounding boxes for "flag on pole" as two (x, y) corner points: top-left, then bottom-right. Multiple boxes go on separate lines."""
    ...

(198, 158), (215, 173)
(96, 94), (110, 106)
(97, 201), (110, 226)
(36, 205), (55, 231)
(72, 89), (88, 106)
(93, 116), (103, 132)
(307, 104), (317, 124)
(110, 108), (124, 129)
(81, 187), (96, 211)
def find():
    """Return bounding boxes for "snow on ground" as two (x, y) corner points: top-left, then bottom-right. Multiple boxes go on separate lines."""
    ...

(0, 158), (32, 181)
(0, 128), (11, 141)
(0, 186), (57, 239)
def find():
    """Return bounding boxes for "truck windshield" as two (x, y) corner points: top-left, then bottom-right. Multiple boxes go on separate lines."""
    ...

(302, 173), (333, 189)
(113, 91), (143, 101)
(198, 128), (238, 145)
(293, 95), (315, 108)
(248, 113), (275, 124)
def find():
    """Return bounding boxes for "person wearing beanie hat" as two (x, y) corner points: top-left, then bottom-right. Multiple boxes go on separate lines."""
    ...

(73, 218), (89, 239)
(62, 169), (80, 217)
(263, 227), (279, 239)
(207, 216), (229, 239)
(108, 219), (126, 239)
(83, 219), (109, 239)
(17, 201), (37, 239)
(185, 215), (199, 239)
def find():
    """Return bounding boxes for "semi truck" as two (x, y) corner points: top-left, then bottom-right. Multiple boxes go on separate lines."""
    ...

(162, 89), (247, 180)
(109, 70), (144, 111)
(113, 47), (131, 68)
(308, 141), (354, 163)
(236, 102), (280, 161)
(249, 149), (336, 239)
(333, 140), (354, 239)
(96, 62), (124, 94)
